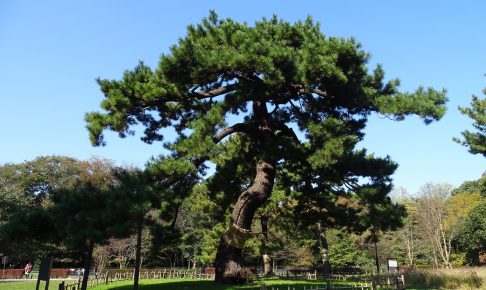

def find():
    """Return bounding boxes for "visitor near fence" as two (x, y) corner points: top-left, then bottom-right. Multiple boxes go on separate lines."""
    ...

(24, 261), (32, 278)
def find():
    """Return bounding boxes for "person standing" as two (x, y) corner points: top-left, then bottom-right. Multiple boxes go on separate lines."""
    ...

(24, 261), (33, 278)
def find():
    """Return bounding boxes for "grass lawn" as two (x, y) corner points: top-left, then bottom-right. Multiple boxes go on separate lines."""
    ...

(90, 279), (434, 290)
(0, 278), (359, 290)
(91, 279), (350, 290)
(0, 278), (434, 290)
(0, 279), (71, 290)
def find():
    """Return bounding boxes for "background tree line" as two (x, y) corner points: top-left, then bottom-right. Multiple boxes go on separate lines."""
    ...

(1, 156), (485, 275)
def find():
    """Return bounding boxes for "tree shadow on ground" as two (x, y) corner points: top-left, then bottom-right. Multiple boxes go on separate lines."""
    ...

(108, 280), (246, 290)
(107, 279), (322, 290)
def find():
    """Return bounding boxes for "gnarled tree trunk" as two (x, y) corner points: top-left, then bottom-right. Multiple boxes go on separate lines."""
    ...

(214, 160), (276, 284)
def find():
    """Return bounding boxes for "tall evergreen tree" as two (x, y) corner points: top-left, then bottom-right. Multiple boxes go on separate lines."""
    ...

(48, 159), (121, 290)
(110, 168), (161, 290)
(85, 13), (447, 283)
(455, 87), (486, 157)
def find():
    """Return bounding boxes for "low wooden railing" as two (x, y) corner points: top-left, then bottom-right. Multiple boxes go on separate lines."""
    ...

(56, 269), (403, 290)
(276, 271), (404, 290)
(58, 268), (215, 290)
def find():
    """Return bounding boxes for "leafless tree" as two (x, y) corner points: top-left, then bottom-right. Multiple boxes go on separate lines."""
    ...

(391, 187), (418, 267)
(415, 182), (453, 269)
(92, 230), (151, 270)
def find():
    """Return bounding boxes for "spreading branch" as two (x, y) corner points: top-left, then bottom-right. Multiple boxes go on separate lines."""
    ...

(212, 123), (257, 143)
(273, 122), (300, 143)
(190, 84), (237, 99)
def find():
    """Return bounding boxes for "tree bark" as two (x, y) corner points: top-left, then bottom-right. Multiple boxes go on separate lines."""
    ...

(371, 229), (380, 274)
(374, 240), (380, 274)
(214, 160), (276, 284)
(81, 240), (94, 290)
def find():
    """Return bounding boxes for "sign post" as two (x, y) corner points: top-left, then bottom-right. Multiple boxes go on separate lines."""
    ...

(36, 256), (53, 290)
(387, 258), (398, 273)
(1, 255), (7, 280)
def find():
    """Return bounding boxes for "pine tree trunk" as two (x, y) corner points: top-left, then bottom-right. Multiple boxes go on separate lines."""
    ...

(214, 160), (276, 284)
(133, 217), (143, 290)
(81, 240), (94, 290)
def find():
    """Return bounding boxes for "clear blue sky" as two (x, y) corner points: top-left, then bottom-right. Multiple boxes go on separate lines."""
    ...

(0, 1), (484, 194)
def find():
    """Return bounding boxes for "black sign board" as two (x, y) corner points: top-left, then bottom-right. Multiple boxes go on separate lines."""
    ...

(36, 257), (53, 290)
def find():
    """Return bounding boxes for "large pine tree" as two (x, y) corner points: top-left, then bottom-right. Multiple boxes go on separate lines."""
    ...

(455, 87), (486, 157)
(85, 12), (447, 283)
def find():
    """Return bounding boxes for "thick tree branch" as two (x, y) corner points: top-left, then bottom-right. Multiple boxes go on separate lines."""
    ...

(170, 201), (181, 234)
(212, 123), (257, 143)
(190, 83), (237, 99)
(273, 122), (300, 143)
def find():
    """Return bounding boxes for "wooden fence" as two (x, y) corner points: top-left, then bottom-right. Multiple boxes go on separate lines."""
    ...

(257, 275), (403, 290)
(58, 269), (215, 290)
(370, 274), (405, 290)
(56, 270), (403, 290)
(261, 284), (372, 290)
(271, 272), (404, 290)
